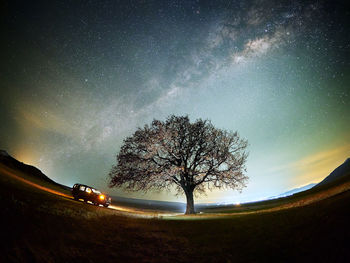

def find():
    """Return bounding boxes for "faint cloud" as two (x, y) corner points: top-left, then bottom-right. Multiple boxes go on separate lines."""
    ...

(17, 106), (77, 138)
(292, 144), (350, 183)
(269, 144), (350, 187)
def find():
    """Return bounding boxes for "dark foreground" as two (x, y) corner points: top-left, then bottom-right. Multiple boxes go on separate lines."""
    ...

(1, 164), (349, 263)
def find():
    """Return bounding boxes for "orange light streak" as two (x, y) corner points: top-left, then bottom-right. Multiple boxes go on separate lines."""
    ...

(0, 167), (72, 199)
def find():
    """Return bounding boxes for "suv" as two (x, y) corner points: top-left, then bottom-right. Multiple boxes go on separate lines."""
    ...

(72, 184), (111, 207)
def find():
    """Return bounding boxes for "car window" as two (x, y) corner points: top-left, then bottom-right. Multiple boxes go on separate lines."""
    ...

(92, 189), (101, 194)
(86, 187), (92, 193)
(79, 185), (85, 191)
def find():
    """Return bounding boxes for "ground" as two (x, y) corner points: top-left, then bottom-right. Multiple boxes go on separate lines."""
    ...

(1, 163), (349, 262)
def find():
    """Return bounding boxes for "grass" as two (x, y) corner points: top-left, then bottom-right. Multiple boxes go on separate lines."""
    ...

(1, 164), (349, 262)
(197, 172), (350, 215)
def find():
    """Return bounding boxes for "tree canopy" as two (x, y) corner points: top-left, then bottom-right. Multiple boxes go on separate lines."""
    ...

(109, 115), (248, 214)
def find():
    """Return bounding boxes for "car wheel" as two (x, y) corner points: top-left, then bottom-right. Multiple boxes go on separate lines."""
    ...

(103, 204), (109, 208)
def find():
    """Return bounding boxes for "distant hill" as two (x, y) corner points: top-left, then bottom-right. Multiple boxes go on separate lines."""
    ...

(270, 158), (350, 199)
(316, 158), (350, 187)
(0, 149), (70, 191)
(269, 183), (317, 199)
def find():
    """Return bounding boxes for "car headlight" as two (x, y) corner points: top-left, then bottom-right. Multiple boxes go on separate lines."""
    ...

(99, 195), (105, 200)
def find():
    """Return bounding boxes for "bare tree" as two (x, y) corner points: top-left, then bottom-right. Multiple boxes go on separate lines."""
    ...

(109, 115), (248, 214)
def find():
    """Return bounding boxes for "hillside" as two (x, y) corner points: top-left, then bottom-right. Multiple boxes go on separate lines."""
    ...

(316, 158), (350, 187)
(199, 158), (350, 214)
(269, 183), (317, 199)
(0, 150), (71, 192)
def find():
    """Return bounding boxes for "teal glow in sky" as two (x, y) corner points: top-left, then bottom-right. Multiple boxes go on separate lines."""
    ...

(1, 0), (349, 203)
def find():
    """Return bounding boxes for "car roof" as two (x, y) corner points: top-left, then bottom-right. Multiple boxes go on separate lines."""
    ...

(74, 183), (108, 195)
(74, 183), (95, 189)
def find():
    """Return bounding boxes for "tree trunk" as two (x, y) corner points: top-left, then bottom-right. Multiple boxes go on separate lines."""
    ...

(185, 188), (195, 214)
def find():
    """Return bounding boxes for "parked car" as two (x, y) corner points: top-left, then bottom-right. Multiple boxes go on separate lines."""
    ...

(72, 184), (111, 207)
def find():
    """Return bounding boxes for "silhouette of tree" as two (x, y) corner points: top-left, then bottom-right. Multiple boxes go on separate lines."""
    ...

(109, 115), (248, 214)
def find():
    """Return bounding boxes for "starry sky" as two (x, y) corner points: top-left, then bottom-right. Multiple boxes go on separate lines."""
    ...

(1, 0), (349, 203)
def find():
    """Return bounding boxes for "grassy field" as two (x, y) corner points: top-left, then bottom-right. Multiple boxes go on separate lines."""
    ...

(195, 175), (350, 216)
(1, 164), (349, 262)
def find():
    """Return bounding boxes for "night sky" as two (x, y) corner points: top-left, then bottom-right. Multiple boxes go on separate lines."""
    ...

(1, 0), (349, 203)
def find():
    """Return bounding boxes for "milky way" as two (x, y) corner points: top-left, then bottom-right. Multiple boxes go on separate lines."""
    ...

(1, 0), (349, 203)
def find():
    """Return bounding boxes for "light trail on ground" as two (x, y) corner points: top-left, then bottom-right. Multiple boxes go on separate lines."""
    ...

(0, 166), (72, 199)
(0, 166), (179, 218)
